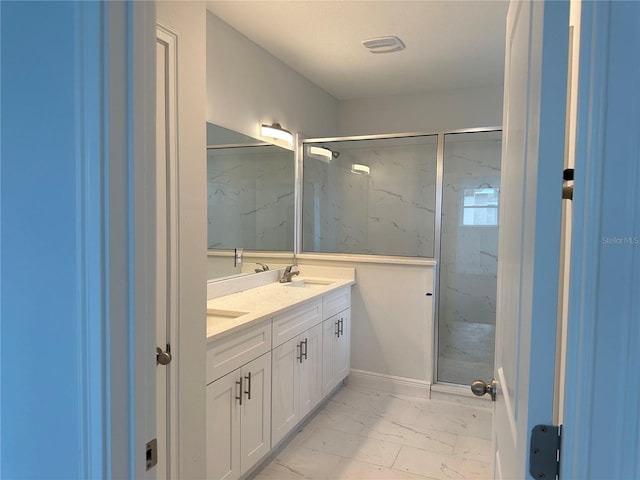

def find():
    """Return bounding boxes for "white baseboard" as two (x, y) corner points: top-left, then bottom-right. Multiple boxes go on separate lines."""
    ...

(346, 369), (431, 399)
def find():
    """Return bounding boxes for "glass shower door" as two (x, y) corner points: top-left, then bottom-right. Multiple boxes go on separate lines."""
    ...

(437, 130), (502, 385)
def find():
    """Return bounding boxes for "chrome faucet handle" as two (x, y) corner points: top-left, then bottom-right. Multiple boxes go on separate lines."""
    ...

(279, 265), (299, 282)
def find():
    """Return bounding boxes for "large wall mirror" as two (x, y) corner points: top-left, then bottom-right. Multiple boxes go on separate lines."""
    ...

(206, 123), (295, 281)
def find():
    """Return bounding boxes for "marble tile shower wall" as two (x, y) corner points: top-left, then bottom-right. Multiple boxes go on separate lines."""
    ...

(438, 135), (502, 384)
(207, 148), (294, 251)
(303, 142), (438, 257)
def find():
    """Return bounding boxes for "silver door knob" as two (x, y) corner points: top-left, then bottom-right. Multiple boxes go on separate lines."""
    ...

(471, 379), (497, 401)
(156, 346), (172, 366)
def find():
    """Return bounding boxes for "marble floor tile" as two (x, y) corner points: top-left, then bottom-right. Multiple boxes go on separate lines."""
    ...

(331, 458), (439, 480)
(255, 464), (306, 480)
(326, 385), (425, 425)
(393, 445), (491, 480)
(251, 384), (494, 480)
(301, 426), (402, 467)
(303, 409), (369, 436)
(412, 405), (492, 440)
(357, 414), (457, 454)
(452, 435), (493, 464)
(263, 445), (344, 479)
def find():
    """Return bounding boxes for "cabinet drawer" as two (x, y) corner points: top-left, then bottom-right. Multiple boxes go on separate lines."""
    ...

(323, 287), (351, 320)
(272, 300), (322, 347)
(207, 321), (272, 384)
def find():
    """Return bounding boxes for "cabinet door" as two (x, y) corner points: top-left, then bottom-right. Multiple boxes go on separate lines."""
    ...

(271, 336), (299, 446)
(334, 309), (351, 381)
(299, 323), (323, 417)
(206, 371), (241, 480)
(322, 314), (340, 395)
(240, 352), (271, 475)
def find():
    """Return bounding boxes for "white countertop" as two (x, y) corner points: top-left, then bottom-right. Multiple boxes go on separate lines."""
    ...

(206, 276), (355, 341)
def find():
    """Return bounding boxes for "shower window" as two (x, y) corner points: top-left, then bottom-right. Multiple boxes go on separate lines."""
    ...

(302, 135), (438, 257)
(462, 186), (499, 226)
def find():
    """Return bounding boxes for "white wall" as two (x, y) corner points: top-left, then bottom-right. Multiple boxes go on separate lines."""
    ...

(296, 256), (436, 384)
(338, 86), (503, 136)
(206, 12), (340, 140)
(157, 3), (207, 479)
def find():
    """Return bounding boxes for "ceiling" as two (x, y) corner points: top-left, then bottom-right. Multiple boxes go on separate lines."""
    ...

(206, 1), (509, 100)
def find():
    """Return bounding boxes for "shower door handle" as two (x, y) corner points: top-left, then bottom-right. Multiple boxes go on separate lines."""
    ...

(471, 378), (497, 401)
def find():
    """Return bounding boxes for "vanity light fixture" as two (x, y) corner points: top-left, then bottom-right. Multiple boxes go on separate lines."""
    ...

(308, 146), (334, 163)
(261, 122), (293, 147)
(351, 163), (370, 175)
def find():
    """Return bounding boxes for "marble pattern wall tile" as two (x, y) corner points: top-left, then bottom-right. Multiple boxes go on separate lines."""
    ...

(303, 137), (438, 257)
(438, 132), (502, 385)
(207, 146), (294, 251)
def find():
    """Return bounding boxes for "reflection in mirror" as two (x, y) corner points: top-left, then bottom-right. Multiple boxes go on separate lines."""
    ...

(206, 123), (295, 281)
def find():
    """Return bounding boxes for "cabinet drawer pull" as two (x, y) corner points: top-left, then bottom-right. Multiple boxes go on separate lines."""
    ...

(235, 377), (243, 405)
(302, 338), (308, 360)
(339, 318), (344, 336)
(335, 320), (340, 337)
(297, 342), (303, 363)
(244, 371), (252, 400)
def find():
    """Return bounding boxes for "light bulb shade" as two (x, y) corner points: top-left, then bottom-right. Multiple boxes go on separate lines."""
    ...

(308, 146), (333, 163)
(261, 123), (293, 146)
(351, 163), (370, 175)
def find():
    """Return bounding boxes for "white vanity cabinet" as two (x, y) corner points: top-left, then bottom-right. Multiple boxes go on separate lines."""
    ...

(271, 301), (323, 447)
(206, 322), (272, 480)
(322, 288), (351, 395)
(206, 277), (354, 479)
(322, 309), (350, 395)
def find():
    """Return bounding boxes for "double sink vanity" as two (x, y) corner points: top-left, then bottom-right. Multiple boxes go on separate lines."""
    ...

(205, 266), (355, 480)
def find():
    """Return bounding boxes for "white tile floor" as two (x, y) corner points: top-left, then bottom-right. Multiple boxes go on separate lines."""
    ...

(251, 384), (493, 480)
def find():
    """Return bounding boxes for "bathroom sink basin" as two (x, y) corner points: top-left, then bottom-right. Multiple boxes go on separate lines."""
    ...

(206, 308), (249, 322)
(283, 278), (334, 289)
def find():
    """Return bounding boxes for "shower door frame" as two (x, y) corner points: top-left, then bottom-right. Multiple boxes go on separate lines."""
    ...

(298, 126), (502, 388)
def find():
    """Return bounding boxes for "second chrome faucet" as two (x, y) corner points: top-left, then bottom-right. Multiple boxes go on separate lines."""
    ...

(279, 265), (300, 283)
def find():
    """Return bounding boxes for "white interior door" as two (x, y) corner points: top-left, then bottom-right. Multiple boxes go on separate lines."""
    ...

(156, 26), (179, 480)
(492, 1), (569, 478)
(156, 35), (169, 480)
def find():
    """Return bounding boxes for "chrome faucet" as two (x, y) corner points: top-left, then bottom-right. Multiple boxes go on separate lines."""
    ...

(279, 265), (300, 283)
(254, 263), (270, 273)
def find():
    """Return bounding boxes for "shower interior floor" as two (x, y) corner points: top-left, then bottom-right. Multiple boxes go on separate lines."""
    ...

(438, 320), (495, 385)
(251, 383), (493, 480)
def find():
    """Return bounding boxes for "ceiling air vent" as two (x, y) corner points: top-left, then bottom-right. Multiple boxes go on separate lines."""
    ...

(362, 36), (405, 54)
